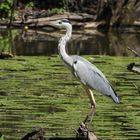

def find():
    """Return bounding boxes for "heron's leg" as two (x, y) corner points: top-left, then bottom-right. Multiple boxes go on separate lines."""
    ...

(83, 86), (96, 124)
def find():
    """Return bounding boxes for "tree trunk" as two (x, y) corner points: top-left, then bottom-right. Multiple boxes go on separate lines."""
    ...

(9, 0), (18, 27)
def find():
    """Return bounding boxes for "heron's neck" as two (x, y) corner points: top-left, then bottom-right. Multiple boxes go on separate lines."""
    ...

(58, 25), (73, 67)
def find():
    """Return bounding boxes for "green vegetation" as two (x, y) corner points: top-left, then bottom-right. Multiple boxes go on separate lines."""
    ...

(0, 55), (139, 139)
(0, 135), (5, 140)
(25, 1), (34, 10)
(0, 30), (18, 52)
(0, 0), (13, 18)
(0, 0), (66, 19)
(48, 8), (65, 14)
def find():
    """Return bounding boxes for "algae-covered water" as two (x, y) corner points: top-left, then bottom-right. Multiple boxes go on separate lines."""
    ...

(0, 29), (140, 139)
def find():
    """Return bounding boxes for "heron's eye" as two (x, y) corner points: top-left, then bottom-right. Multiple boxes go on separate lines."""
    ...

(74, 61), (77, 64)
(59, 21), (62, 24)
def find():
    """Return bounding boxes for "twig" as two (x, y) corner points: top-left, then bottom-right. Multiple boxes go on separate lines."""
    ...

(127, 47), (140, 57)
(133, 83), (140, 94)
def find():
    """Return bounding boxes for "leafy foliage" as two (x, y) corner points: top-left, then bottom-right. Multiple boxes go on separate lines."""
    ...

(0, 0), (12, 18)
(25, 1), (34, 10)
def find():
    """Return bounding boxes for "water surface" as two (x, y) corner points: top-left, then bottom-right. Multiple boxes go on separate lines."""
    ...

(0, 29), (140, 56)
(0, 29), (140, 140)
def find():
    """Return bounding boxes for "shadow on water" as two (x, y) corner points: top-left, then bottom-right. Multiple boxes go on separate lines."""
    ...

(0, 29), (140, 140)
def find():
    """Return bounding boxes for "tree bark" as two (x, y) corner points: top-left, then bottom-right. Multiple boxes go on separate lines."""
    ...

(9, 0), (18, 27)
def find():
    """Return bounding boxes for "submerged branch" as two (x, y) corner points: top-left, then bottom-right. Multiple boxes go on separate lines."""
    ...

(127, 63), (140, 74)
(21, 124), (99, 140)
(132, 83), (140, 94)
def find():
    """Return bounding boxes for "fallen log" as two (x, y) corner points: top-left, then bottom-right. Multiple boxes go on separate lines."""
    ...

(21, 128), (46, 140)
(0, 12), (102, 29)
(127, 63), (140, 74)
(17, 12), (95, 23)
(49, 138), (88, 140)
(0, 52), (13, 59)
(21, 123), (99, 140)
(134, 21), (140, 26)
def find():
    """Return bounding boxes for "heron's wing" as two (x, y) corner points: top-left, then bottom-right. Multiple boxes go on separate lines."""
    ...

(72, 56), (120, 103)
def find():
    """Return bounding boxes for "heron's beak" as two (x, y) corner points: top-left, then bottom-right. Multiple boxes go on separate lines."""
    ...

(47, 21), (61, 29)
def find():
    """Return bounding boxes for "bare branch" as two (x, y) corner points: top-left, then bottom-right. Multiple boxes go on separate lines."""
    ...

(127, 47), (140, 57)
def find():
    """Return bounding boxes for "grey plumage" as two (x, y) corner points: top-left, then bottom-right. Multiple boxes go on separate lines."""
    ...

(71, 55), (120, 103)
(53, 19), (120, 104)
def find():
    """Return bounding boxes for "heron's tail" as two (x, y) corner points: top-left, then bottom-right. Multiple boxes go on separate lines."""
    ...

(110, 86), (120, 103)
(111, 93), (120, 103)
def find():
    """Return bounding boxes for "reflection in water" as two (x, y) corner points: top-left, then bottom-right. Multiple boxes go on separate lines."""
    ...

(0, 29), (140, 56)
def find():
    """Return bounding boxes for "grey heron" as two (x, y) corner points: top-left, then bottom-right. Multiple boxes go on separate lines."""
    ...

(52, 19), (120, 124)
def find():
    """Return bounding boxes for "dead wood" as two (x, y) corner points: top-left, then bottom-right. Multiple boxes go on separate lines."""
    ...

(21, 128), (46, 140)
(21, 123), (99, 140)
(0, 52), (13, 59)
(49, 137), (87, 140)
(127, 63), (140, 74)
(76, 122), (99, 140)
(0, 12), (102, 29)
(134, 21), (140, 26)
(127, 47), (140, 57)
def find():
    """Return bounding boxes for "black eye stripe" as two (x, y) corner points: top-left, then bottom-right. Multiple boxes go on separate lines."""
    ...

(61, 19), (70, 23)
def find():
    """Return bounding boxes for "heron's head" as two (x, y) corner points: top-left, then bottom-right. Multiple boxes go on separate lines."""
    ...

(50, 19), (72, 29)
